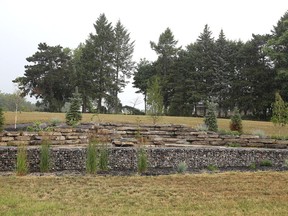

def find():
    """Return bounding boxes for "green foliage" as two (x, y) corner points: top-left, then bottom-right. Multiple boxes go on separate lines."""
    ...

(207, 164), (218, 172)
(284, 159), (288, 168)
(260, 159), (273, 167)
(271, 92), (288, 128)
(26, 121), (43, 132)
(40, 140), (50, 173)
(0, 107), (4, 132)
(249, 163), (257, 170)
(86, 142), (97, 174)
(16, 145), (28, 176)
(218, 129), (241, 136)
(147, 76), (163, 124)
(230, 108), (243, 134)
(98, 144), (109, 171)
(177, 162), (188, 174)
(251, 129), (266, 138)
(137, 148), (148, 174)
(50, 118), (62, 126)
(0, 91), (36, 112)
(13, 43), (74, 112)
(66, 87), (82, 126)
(195, 124), (208, 132)
(204, 103), (218, 132)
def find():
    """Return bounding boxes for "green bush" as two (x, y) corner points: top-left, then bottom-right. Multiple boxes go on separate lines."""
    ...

(177, 162), (188, 173)
(249, 162), (257, 170)
(230, 108), (243, 134)
(40, 140), (50, 173)
(137, 148), (148, 174)
(207, 164), (218, 172)
(16, 145), (28, 176)
(252, 129), (266, 138)
(0, 107), (4, 132)
(86, 142), (97, 174)
(204, 103), (218, 132)
(260, 159), (273, 167)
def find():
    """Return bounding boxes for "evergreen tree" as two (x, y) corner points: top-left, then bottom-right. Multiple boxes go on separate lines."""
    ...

(204, 103), (218, 132)
(0, 107), (4, 132)
(150, 28), (181, 114)
(112, 20), (135, 113)
(133, 59), (156, 113)
(230, 108), (243, 134)
(13, 43), (74, 112)
(66, 87), (82, 126)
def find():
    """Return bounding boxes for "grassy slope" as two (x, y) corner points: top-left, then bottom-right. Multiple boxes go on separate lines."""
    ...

(0, 172), (287, 215)
(3, 111), (288, 136)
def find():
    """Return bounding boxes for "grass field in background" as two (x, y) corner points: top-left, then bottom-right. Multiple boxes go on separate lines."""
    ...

(3, 111), (288, 136)
(0, 172), (287, 215)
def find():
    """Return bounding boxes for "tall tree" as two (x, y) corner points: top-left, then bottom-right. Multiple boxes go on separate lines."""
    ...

(133, 59), (156, 113)
(13, 43), (74, 112)
(265, 11), (288, 101)
(84, 14), (115, 112)
(150, 28), (181, 114)
(112, 20), (135, 113)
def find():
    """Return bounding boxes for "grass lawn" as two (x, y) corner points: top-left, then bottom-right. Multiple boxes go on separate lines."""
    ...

(3, 111), (288, 136)
(0, 171), (287, 215)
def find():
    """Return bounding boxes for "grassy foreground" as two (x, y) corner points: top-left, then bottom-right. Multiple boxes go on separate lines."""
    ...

(0, 172), (287, 215)
(3, 111), (288, 136)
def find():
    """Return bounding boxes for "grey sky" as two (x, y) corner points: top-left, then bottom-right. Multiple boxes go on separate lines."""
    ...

(0, 0), (287, 110)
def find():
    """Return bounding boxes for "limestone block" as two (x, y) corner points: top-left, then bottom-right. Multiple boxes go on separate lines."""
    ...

(15, 136), (31, 141)
(66, 136), (79, 140)
(5, 132), (21, 137)
(240, 135), (259, 139)
(249, 139), (275, 144)
(275, 140), (288, 145)
(7, 140), (29, 146)
(0, 137), (14, 142)
(55, 136), (66, 141)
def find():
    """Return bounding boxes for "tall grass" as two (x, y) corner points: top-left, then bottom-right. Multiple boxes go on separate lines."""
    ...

(86, 142), (97, 174)
(98, 144), (109, 171)
(40, 140), (50, 172)
(137, 148), (148, 174)
(16, 145), (28, 176)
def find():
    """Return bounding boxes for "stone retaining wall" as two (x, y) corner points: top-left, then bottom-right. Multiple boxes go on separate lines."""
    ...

(0, 146), (287, 172)
(1, 123), (288, 149)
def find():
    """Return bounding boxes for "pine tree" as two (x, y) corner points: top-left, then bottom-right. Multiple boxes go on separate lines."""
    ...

(66, 87), (82, 126)
(204, 103), (218, 132)
(230, 108), (243, 134)
(0, 107), (4, 132)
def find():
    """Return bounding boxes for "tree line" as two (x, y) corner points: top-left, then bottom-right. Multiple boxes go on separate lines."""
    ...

(13, 11), (288, 120)
(134, 11), (288, 120)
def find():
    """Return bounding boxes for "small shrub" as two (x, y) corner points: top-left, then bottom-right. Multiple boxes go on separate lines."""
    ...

(195, 124), (208, 132)
(16, 145), (28, 176)
(284, 159), (288, 168)
(26, 121), (43, 132)
(207, 164), (218, 172)
(86, 142), (97, 174)
(40, 140), (50, 173)
(204, 103), (218, 132)
(98, 144), (109, 171)
(230, 108), (243, 134)
(260, 159), (273, 167)
(218, 129), (240, 136)
(0, 107), (4, 132)
(137, 148), (148, 174)
(177, 162), (188, 174)
(249, 162), (257, 170)
(252, 129), (266, 138)
(50, 118), (62, 126)
(66, 87), (82, 126)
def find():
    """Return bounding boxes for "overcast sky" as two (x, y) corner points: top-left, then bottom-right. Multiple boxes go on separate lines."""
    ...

(0, 0), (287, 110)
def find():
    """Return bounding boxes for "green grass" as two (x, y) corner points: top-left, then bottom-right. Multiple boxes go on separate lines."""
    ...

(4, 111), (288, 136)
(0, 172), (288, 215)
